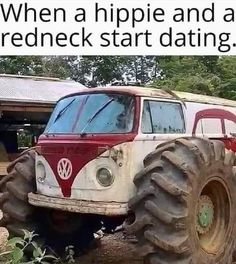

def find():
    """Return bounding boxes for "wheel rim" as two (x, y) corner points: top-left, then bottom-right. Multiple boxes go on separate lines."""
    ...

(196, 179), (231, 254)
(197, 195), (214, 234)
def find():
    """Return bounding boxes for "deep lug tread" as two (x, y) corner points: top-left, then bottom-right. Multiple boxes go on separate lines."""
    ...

(149, 253), (192, 264)
(134, 161), (163, 184)
(126, 215), (153, 234)
(161, 151), (196, 183)
(0, 192), (9, 205)
(0, 151), (37, 236)
(191, 137), (215, 164)
(0, 171), (15, 190)
(126, 137), (236, 264)
(151, 173), (188, 197)
(144, 230), (189, 254)
(224, 150), (235, 166)
(144, 142), (175, 167)
(145, 200), (187, 227)
(15, 161), (35, 182)
(3, 199), (33, 222)
(7, 178), (34, 202)
(128, 186), (155, 208)
(139, 244), (156, 257)
(0, 213), (10, 226)
(212, 140), (225, 161)
(7, 155), (27, 173)
(175, 138), (205, 167)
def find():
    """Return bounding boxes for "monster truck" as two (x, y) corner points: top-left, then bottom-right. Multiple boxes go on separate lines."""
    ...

(1, 86), (236, 263)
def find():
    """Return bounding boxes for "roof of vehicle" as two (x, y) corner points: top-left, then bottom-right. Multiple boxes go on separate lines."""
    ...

(63, 86), (236, 107)
(175, 91), (236, 107)
(0, 74), (86, 104)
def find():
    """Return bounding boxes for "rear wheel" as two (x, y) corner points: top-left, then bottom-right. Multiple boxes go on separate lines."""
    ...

(0, 150), (99, 255)
(126, 138), (236, 264)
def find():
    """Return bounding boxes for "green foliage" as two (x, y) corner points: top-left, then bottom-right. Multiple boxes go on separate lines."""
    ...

(17, 130), (32, 149)
(64, 246), (75, 264)
(0, 56), (77, 79)
(157, 56), (208, 78)
(216, 78), (236, 100)
(152, 56), (236, 100)
(0, 230), (59, 264)
(217, 56), (236, 80)
(1, 55), (236, 99)
(152, 57), (216, 95)
(74, 56), (126, 87)
(121, 56), (158, 84)
(73, 56), (158, 87)
(0, 57), (44, 76)
(41, 56), (78, 79)
(0, 55), (159, 87)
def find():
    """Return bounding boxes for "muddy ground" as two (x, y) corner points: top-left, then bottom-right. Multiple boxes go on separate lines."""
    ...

(1, 225), (236, 264)
(77, 232), (142, 264)
(0, 220), (142, 264)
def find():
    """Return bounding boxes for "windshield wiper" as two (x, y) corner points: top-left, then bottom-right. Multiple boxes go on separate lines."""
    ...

(53, 98), (76, 124)
(80, 98), (114, 134)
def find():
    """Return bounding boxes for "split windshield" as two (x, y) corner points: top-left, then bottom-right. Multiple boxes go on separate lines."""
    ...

(44, 93), (135, 134)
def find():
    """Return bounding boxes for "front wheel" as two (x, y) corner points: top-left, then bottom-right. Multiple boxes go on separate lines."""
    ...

(126, 138), (236, 264)
(0, 150), (100, 255)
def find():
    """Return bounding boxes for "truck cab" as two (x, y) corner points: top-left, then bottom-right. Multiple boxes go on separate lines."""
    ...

(29, 86), (236, 216)
(29, 87), (186, 216)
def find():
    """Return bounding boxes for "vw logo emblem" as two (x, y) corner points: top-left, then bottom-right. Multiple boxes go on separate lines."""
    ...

(57, 158), (73, 180)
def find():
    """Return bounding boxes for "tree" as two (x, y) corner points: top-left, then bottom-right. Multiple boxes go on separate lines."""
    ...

(41, 56), (78, 79)
(73, 56), (126, 87)
(217, 56), (236, 80)
(0, 56), (44, 75)
(151, 56), (220, 95)
(0, 56), (78, 79)
(73, 56), (159, 87)
(216, 78), (236, 100)
(1, 55), (236, 100)
(122, 56), (159, 85)
(151, 56), (236, 100)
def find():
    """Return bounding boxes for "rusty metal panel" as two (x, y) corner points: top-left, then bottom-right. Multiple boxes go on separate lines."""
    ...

(175, 91), (236, 107)
(28, 192), (128, 216)
(37, 84), (236, 108)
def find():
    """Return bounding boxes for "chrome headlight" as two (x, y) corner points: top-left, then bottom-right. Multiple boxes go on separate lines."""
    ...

(37, 162), (46, 183)
(96, 168), (114, 187)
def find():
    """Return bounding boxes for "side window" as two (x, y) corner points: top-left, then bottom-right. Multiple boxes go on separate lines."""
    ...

(201, 118), (222, 134)
(225, 119), (236, 134)
(141, 100), (185, 134)
(195, 119), (203, 134)
(141, 101), (152, 133)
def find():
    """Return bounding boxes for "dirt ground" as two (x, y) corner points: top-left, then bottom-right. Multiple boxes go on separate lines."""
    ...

(0, 212), (142, 264)
(1, 224), (236, 264)
(77, 232), (142, 264)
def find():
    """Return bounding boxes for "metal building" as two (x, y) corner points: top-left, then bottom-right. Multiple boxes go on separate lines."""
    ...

(0, 74), (86, 175)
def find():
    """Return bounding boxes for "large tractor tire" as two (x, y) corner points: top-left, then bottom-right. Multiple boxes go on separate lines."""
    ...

(0, 150), (99, 254)
(126, 137), (236, 264)
(0, 150), (37, 236)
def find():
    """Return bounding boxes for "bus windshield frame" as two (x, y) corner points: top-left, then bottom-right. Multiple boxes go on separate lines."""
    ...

(44, 93), (135, 135)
